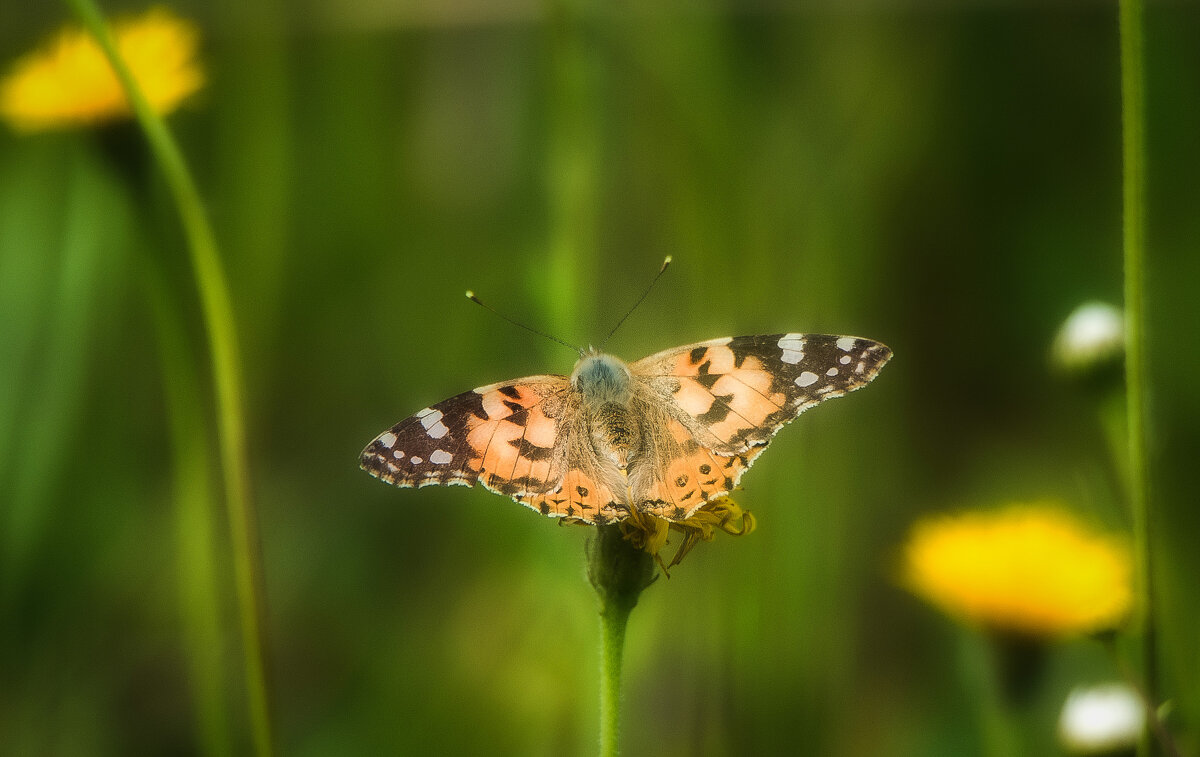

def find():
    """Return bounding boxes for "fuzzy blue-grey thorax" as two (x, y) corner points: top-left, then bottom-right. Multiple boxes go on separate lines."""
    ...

(570, 350), (633, 406)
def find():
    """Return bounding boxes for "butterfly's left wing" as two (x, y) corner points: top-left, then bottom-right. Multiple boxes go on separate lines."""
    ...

(628, 333), (891, 519)
(360, 375), (573, 494)
(360, 375), (626, 523)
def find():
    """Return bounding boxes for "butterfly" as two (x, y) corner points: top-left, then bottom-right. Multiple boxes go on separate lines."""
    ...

(360, 333), (892, 525)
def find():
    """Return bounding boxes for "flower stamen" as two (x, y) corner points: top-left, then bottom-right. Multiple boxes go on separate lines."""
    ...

(619, 497), (756, 574)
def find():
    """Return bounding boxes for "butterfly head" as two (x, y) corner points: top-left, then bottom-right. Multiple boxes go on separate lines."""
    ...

(571, 349), (633, 405)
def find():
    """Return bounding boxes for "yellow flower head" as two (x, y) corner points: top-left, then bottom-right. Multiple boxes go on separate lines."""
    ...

(1, 7), (203, 132)
(618, 496), (755, 573)
(901, 504), (1132, 637)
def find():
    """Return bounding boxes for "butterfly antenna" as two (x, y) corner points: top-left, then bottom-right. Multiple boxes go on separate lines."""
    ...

(600, 256), (672, 349)
(466, 291), (584, 354)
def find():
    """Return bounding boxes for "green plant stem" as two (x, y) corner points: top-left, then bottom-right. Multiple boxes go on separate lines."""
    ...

(599, 598), (632, 757)
(1102, 637), (1182, 757)
(962, 632), (1018, 757)
(65, 2), (274, 755)
(1097, 392), (1130, 503)
(589, 526), (655, 757)
(145, 264), (233, 757)
(1, 144), (105, 598)
(1118, 0), (1154, 754)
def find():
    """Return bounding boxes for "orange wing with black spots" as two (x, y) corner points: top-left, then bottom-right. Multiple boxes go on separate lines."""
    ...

(632, 334), (892, 455)
(360, 376), (566, 492)
(359, 376), (625, 523)
(627, 334), (891, 519)
(523, 455), (625, 524)
(627, 410), (768, 521)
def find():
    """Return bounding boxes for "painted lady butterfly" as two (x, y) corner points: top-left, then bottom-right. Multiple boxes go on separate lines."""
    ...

(360, 334), (891, 524)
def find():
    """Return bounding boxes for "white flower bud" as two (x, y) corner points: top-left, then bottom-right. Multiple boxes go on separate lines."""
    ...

(1052, 302), (1125, 378)
(1058, 683), (1144, 754)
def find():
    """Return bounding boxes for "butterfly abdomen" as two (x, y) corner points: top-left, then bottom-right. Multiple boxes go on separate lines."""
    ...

(569, 352), (648, 485)
(591, 401), (641, 469)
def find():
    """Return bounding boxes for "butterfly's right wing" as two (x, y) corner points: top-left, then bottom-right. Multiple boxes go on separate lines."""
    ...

(627, 334), (891, 519)
(632, 334), (892, 455)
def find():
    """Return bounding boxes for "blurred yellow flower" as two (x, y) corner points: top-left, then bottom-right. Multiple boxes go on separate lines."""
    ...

(0, 7), (203, 132)
(901, 505), (1132, 637)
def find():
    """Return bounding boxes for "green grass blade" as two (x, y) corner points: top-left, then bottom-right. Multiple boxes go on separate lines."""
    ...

(1118, 0), (1155, 753)
(63, 2), (275, 754)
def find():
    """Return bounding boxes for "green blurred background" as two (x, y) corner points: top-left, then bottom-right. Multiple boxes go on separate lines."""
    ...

(1, 1), (1198, 755)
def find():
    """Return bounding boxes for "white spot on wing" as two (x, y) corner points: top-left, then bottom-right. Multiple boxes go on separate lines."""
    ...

(796, 371), (820, 387)
(393, 450), (405, 459)
(777, 334), (806, 364)
(410, 456), (423, 464)
(836, 337), (857, 351)
(419, 409), (449, 439)
(430, 450), (453, 464)
(779, 337), (806, 364)
(839, 354), (852, 365)
(378, 432), (397, 447)
(826, 367), (839, 376)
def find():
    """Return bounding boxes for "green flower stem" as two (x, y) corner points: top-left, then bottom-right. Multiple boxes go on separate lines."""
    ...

(963, 633), (1018, 757)
(65, 2), (274, 755)
(1102, 637), (1183, 757)
(1118, 0), (1154, 753)
(589, 526), (655, 757)
(144, 264), (233, 757)
(599, 597), (632, 757)
(1097, 392), (1130, 499)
